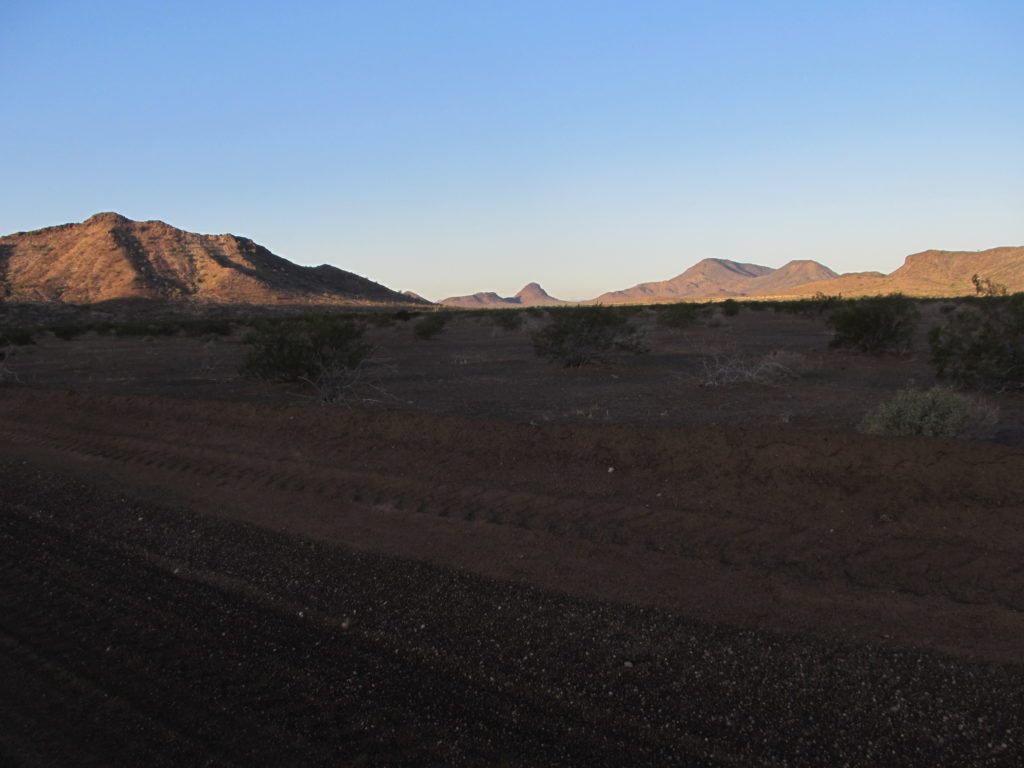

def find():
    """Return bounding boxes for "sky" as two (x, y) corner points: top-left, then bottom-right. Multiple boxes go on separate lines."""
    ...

(2, 1), (1022, 302)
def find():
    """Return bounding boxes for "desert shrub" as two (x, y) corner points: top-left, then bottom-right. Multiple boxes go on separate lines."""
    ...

(655, 302), (702, 329)
(0, 345), (18, 384)
(240, 316), (372, 401)
(859, 386), (998, 438)
(827, 294), (919, 354)
(489, 309), (524, 331)
(769, 293), (843, 316)
(615, 305), (646, 318)
(971, 274), (1008, 297)
(110, 320), (179, 337)
(720, 298), (741, 317)
(532, 305), (646, 366)
(413, 311), (451, 340)
(49, 323), (90, 341)
(696, 349), (806, 386)
(929, 295), (1024, 390)
(0, 327), (35, 346)
(177, 318), (234, 337)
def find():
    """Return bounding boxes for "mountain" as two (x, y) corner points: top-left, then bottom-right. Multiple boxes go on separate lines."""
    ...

(786, 247), (1024, 298)
(441, 282), (568, 308)
(746, 260), (839, 296)
(0, 212), (425, 306)
(513, 282), (569, 306)
(442, 246), (1024, 307)
(590, 258), (841, 304)
(593, 259), (773, 304)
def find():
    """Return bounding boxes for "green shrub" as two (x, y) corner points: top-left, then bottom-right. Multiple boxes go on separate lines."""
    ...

(413, 311), (451, 340)
(240, 316), (372, 395)
(532, 305), (646, 366)
(929, 295), (1024, 390)
(489, 309), (525, 331)
(827, 294), (919, 354)
(655, 302), (702, 329)
(721, 298), (741, 317)
(859, 386), (998, 438)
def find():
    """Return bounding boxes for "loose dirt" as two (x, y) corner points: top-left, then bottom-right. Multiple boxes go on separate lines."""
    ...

(2, 307), (1023, 765)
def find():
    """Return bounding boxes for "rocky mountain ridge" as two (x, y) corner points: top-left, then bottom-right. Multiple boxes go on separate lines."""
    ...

(0, 213), (423, 306)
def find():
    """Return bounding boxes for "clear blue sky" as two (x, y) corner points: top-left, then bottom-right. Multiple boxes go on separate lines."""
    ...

(2, 1), (1021, 301)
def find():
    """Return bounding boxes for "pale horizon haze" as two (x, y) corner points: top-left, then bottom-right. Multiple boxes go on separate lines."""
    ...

(2, 1), (1022, 302)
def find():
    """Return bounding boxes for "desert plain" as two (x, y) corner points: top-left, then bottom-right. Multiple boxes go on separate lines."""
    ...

(2, 301), (1024, 766)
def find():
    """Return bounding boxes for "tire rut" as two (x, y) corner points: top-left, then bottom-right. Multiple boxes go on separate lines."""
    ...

(1, 401), (1022, 613)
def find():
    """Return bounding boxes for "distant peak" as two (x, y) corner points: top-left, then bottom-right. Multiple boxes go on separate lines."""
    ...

(85, 212), (130, 225)
(515, 282), (549, 297)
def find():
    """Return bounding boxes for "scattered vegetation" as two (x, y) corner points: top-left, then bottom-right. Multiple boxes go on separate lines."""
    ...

(366, 308), (420, 328)
(696, 349), (808, 386)
(413, 310), (452, 340)
(240, 315), (373, 403)
(532, 306), (646, 366)
(655, 302), (703, 329)
(756, 293), (843, 316)
(38, 317), (236, 341)
(720, 298), (741, 317)
(0, 345), (19, 384)
(0, 327), (35, 346)
(176, 318), (235, 338)
(971, 274), (1008, 297)
(859, 386), (998, 438)
(930, 295), (1024, 390)
(488, 308), (525, 331)
(49, 324), (90, 341)
(827, 294), (919, 354)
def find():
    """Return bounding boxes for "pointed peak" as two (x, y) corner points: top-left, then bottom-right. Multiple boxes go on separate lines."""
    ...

(515, 282), (549, 297)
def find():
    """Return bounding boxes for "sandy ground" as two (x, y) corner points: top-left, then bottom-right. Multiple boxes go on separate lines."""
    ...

(2, 306), (1024, 764)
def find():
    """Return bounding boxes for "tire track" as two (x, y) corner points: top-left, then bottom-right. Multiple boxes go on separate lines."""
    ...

(2, 388), (1024, 661)
(2, 401), (1021, 611)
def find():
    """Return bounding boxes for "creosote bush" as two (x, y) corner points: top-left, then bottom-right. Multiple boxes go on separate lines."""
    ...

(488, 309), (525, 331)
(859, 386), (998, 438)
(240, 316), (372, 401)
(720, 298), (741, 317)
(0, 345), (19, 384)
(413, 311), (451, 340)
(0, 327), (36, 346)
(929, 295), (1024, 390)
(827, 294), (919, 354)
(655, 302), (703, 329)
(532, 306), (646, 366)
(760, 293), (842, 316)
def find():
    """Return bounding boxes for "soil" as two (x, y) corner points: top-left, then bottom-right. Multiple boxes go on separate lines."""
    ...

(2, 305), (1024, 765)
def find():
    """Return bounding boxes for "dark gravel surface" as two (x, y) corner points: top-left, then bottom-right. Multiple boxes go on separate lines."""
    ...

(2, 461), (1023, 767)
